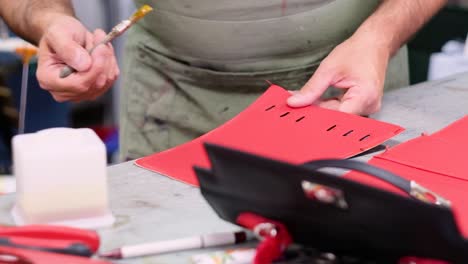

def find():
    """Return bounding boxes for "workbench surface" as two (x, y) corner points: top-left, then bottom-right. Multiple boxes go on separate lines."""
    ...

(0, 73), (467, 263)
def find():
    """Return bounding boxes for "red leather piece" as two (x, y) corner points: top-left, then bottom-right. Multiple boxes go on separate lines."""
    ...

(345, 115), (468, 237)
(136, 85), (404, 186)
(430, 116), (468, 146)
(377, 136), (468, 181)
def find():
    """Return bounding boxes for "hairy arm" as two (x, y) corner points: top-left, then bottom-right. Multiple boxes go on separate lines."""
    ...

(355, 0), (447, 59)
(0, 0), (118, 102)
(0, 0), (75, 44)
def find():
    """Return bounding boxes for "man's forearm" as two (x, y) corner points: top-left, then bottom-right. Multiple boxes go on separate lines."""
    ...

(352, 0), (446, 58)
(0, 0), (75, 44)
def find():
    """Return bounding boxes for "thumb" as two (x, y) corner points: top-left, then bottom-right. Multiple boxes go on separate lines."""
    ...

(46, 31), (92, 72)
(287, 69), (332, 108)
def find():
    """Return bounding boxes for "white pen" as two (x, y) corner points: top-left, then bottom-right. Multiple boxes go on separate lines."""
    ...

(99, 231), (251, 259)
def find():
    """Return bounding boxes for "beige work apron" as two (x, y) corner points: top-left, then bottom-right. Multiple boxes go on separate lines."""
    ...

(120, 0), (409, 160)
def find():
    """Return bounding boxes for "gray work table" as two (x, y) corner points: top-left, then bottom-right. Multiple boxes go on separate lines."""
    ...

(1, 73), (468, 263)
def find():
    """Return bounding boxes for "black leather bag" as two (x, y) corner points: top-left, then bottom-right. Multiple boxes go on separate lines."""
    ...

(194, 143), (468, 263)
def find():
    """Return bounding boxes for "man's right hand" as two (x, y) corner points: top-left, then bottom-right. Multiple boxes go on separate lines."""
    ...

(36, 15), (119, 102)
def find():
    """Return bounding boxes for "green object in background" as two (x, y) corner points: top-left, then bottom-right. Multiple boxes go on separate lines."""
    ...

(408, 6), (468, 84)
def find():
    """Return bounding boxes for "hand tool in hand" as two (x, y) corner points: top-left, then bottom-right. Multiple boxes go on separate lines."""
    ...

(59, 5), (153, 78)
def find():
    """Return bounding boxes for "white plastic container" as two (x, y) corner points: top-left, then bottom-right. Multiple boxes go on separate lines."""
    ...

(11, 128), (115, 229)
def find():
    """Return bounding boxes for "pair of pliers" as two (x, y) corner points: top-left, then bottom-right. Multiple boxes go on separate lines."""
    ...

(0, 246), (115, 264)
(0, 225), (99, 257)
(0, 225), (114, 264)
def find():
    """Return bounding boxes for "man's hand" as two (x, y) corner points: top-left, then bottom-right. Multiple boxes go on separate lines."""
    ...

(287, 0), (446, 116)
(287, 35), (389, 116)
(0, 0), (118, 101)
(36, 15), (119, 102)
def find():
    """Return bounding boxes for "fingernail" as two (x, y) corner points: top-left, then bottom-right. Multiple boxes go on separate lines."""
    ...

(287, 93), (314, 108)
(288, 93), (305, 103)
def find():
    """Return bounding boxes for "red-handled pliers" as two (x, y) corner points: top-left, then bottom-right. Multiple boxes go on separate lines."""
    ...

(0, 245), (114, 264)
(0, 225), (100, 257)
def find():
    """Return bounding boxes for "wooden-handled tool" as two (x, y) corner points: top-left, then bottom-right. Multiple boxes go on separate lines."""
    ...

(59, 5), (153, 78)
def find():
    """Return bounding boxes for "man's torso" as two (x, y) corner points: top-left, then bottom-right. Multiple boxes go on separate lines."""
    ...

(131, 0), (380, 71)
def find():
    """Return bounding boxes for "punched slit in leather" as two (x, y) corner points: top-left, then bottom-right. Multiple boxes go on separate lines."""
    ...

(343, 130), (354, 137)
(265, 105), (275, 111)
(296, 116), (305, 123)
(359, 134), (371, 141)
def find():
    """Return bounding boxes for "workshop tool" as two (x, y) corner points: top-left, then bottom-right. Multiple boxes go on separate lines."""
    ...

(59, 4), (153, 78)
(0, 38), (32, 53)
(0, 224), (100, 257)
(0, 246), (115, 264)
(100, 230), (251, 259)
(0, 225), (122, 264)
(14, 45), (37, 134)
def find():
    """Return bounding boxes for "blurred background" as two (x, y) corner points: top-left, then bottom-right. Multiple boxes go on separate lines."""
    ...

(0, 0), (468, 172)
